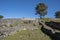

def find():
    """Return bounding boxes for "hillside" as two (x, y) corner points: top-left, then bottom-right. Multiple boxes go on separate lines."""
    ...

(0, 18), (60, 40)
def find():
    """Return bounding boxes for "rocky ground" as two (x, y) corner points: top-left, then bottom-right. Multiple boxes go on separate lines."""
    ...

(0, 18), (60, 40)
(0, 18), (39, 40)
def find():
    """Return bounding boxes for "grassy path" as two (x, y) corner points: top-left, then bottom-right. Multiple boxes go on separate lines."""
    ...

(4, 29), (51, 40)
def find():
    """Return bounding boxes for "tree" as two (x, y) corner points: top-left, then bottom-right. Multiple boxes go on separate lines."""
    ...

(55, 11), (60, 18)
(35, 3), (48, 18)
(0, 15), (4, 19)
(0, 15), (4, 26)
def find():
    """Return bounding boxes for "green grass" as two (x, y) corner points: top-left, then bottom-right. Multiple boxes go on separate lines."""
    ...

(40, 18), (51, 22)
(4, 29), (51, 40)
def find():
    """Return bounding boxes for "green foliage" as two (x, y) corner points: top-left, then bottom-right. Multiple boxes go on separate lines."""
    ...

(41, 18), (51, 22)
(55, 11), (60, 18)
(0, 15), (4, 19)
(35, 3), (48, 18)
(9, 24), (13, 27)
(13, 21), (19, 26)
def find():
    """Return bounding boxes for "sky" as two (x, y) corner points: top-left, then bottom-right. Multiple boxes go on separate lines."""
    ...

(0, 0), (60, 18)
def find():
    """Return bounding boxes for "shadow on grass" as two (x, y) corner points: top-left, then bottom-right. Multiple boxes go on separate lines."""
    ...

(41, 21), (60, 40)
